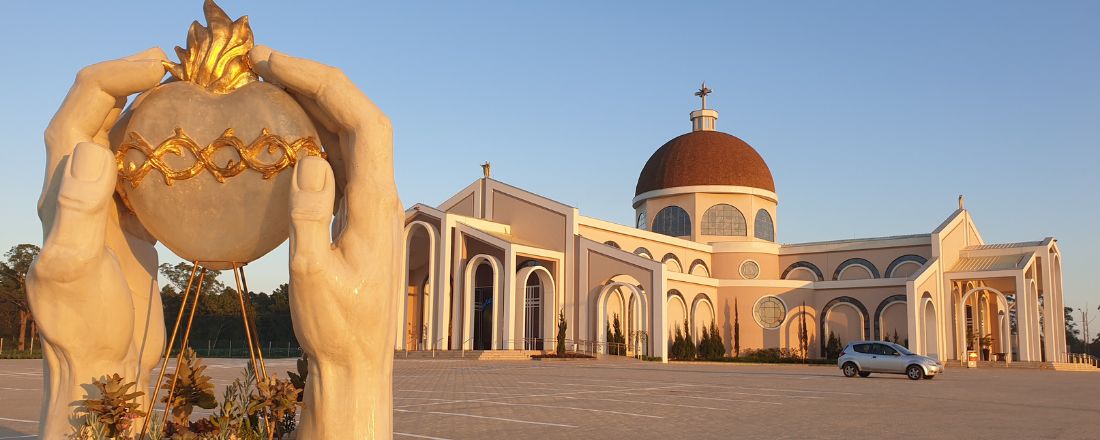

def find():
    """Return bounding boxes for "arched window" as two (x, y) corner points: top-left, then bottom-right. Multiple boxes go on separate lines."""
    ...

(754, 209), (774, 242)
(701, 204), (746, 236)
(636, 208), (647, 230)
(653, 206), (691, 237)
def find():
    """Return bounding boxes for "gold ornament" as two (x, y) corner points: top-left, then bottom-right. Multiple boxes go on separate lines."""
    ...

(116, 128), (325, 187)
(164, 0), (257, 94)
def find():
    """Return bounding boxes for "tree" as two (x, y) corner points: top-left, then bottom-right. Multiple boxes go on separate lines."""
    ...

(159, 262), (227, 297)
(698, 325), (710, 359)
(697, 321), (725, 360)
(0, 244), (40, 350)
(1065, 307), (1082, 351)
(733, 298), (741, 357)
(682, 319), (696, 360)
(709, 321), (725, 359)
(605, 319), (614, 355)
(555, 308), (567, 355)
(893, 329), (902, 348)
(610, 314), (625, 355)
(824, 331), (843, 360)
(798, 302), (808, 361)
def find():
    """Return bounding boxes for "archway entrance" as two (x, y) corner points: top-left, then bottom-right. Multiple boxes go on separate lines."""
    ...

(595, 278), (648, 357)
(524, 274), (543, 350)
(957, 286), (1013, 362)
(473, 262), (495, 350)
(922, 298), (938, 359)
(401, 222), (435, 351)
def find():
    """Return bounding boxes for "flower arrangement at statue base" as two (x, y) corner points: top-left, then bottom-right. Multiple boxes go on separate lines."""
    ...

(71, 349), (308, 440)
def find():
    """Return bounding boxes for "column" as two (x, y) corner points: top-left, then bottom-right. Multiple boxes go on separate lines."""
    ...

(1015, 274), (1032, 361)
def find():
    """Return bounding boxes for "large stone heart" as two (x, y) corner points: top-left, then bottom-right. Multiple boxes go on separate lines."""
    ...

(115, 80), (320, 269)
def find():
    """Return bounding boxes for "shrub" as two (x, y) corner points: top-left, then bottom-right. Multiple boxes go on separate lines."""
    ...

(555, 309), (567, 356)
(161, 348), (218, 435)
(248, 376), (301, 440)
(76, 373), (146, 438)
(669, 320), (698, 360)
(696, 322), (726, 360)
(738, 347), (804, 363)
(824, 331), (843, 360)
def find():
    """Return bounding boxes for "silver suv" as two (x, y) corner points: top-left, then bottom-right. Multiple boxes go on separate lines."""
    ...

(838, 341), (943, 380)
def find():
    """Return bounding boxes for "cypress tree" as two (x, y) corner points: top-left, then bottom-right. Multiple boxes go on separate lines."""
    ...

(611, 314), (625, 355)
(710, 321), (725, 359)
(606, 319), (614, 355)
(798, 302), (808, 361)
(733, 298), (741, 357)
(698, 326), (710, 358)
(683, 319), (696, 360)
(555, 308), (567, 356)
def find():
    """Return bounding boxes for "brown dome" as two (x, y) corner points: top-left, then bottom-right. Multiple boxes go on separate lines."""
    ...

(635, 130), (775, 196)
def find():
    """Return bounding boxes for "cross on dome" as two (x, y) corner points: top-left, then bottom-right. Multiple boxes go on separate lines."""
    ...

(694, 82), (712, 109)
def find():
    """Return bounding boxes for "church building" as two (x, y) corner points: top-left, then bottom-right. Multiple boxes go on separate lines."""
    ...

(397, 87), (1068, 364)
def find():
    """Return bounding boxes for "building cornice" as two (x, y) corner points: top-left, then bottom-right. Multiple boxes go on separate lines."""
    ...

(780, 235), (931, 255)
(710, 241), (781, 254)
(577, 215), (713, 252)
(632, 185), (779, 207)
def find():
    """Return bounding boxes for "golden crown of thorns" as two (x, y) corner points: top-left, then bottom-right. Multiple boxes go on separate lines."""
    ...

(116, 128), (325, 187)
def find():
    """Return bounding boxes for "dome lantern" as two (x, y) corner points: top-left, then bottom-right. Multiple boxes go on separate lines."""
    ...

(691, 82), (718, 132)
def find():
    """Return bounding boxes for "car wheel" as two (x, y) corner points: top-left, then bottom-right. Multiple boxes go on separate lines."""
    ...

(858, 371), (871, 378)
(842, 362), (859, 378)
(906, 365), (924, 380)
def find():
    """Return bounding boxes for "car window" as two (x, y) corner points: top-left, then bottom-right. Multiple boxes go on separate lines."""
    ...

(890, 343), (915, 355)
(875, 344), (899, 356)
(853, 343), (872, 354)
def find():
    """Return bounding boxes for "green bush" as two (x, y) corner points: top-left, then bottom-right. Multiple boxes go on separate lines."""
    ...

(697, 322), (725, 360)
(669, 320), (698, 360)
(824, 331), (843, 360)
(555, 309), (567, 356)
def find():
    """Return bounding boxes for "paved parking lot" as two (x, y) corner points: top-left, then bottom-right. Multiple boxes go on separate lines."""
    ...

(1, 358), (1098, 439)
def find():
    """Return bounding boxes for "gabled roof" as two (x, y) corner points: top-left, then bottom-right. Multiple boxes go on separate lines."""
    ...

(964, 241), (1043, 251)
(949, 254), (1030, 272)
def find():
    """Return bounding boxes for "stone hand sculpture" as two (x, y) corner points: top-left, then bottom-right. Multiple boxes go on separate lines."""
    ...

(250, 46), (403, 439)
(27, 48), (169, 438)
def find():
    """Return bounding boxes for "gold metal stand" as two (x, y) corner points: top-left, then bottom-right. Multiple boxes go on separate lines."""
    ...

(139, 261), (268, 439)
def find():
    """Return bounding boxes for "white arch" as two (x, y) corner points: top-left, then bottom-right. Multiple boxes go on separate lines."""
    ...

(662, 254), (683, 273)
(958, 286), (1012, 362)
(516, 265), (556, 350)
(690, 294), (716, 343)
(666, 293), (689, 335)
(397, 221), (438, 350)
(921, 297), (939, 360)
(888, 261), (923, 278)
(689, 260), (711, 277)
(878, 301), (906, 341)
(783, 266), (818, 281)
(836, 264), (874, 281)
(462, 254), (503, 350)
(596, 281), (648, 355)
(823, 302), (865, 343)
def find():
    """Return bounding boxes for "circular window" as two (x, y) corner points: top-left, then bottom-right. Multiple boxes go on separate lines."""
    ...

(753, 296), (787, 330)
(740, 260), (760, 279)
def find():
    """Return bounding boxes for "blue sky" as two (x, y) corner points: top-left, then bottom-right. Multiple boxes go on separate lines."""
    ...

(1, 2), (1097, 333)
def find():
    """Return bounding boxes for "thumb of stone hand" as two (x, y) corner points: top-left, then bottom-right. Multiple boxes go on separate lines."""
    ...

(47, 142), (117, 256)
(289, 156), (336, 268)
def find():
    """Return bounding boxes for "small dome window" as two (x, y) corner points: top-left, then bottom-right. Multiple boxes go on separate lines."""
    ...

(754, 209), (775, 242)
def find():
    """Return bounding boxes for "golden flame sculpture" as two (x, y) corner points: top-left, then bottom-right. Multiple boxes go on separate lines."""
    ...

(165, 0), (258, 94)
